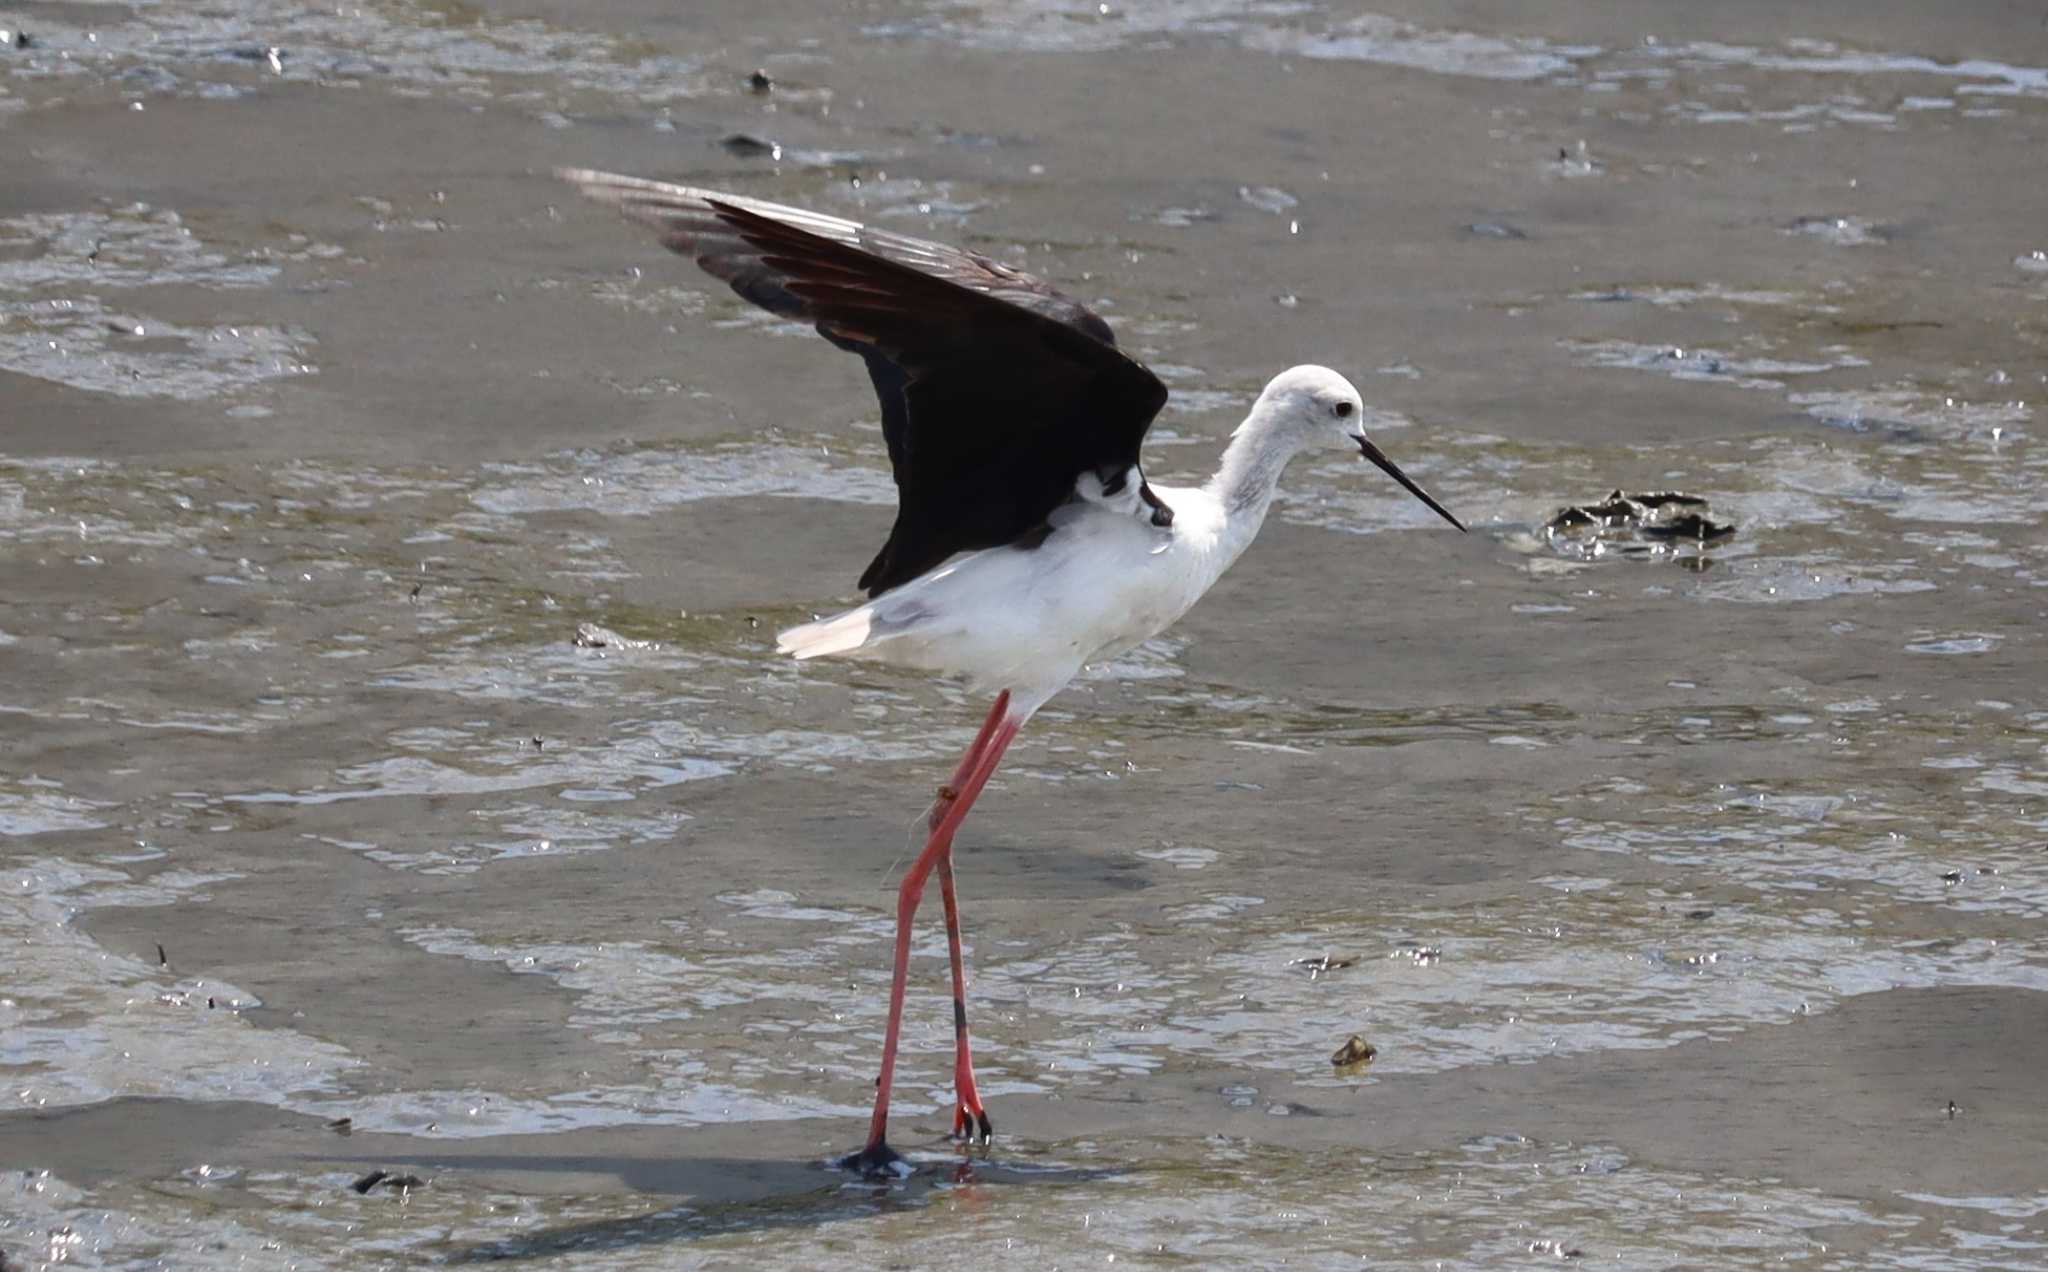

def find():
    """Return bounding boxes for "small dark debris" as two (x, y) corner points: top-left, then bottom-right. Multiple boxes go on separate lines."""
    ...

(720, 132), (781, 159)
(326, 1116), (353, 1135)
(1529, 1242), (1586, 1259)
(206, 996), (217, 1009)
(1392, 941), (1443, 965)
(747, 68), (773, 93)
(352, 1169), (425, 1194)
(1554, 492), (1699, 530)
(1330, 1035), (1377, 1069)
(1631, 491), (1710, 510)
(1637, 512), (1735, 543)
(1293, 954), (1357, 976)
(1544, 489), (1733, 562)
(1941, 869), (1964, 885)
(1465, 221), (1527, 240)
(1683, 909), (1714, 921)
(157, 942), (168, 966)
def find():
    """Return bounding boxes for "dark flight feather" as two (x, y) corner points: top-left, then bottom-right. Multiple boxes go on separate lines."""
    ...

(559, 169), (1170, 595)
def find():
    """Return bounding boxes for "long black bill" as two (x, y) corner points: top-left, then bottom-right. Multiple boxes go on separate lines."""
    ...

(1357, 437), (1467, 532)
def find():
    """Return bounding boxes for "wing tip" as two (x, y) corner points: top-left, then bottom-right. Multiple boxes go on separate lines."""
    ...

(563, 170), (750, 231)
(552, 170), (824, 244)
(554, 165), (631, 201)
(777, 608), (875, 660)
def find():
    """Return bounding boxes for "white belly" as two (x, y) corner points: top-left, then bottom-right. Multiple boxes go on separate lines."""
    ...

(803, 488), (1238, 698)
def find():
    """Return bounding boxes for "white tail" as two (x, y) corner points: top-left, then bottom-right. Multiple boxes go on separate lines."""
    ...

(776, 606), (875, 660)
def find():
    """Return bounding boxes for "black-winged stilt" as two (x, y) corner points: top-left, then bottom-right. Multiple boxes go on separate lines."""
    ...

(559, 168), (1466, 1177)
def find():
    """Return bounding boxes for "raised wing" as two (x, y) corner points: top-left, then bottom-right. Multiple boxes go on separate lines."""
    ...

(559, 169), (1170, 596)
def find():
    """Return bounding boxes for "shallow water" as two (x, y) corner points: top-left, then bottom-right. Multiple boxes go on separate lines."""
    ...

(3, 0), (2046, 1266)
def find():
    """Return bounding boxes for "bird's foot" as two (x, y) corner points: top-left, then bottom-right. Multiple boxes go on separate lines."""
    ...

(836, 1140), (914, 1180)
(951, 1104), (994, 1146)
(952, 1053), (992, 1145)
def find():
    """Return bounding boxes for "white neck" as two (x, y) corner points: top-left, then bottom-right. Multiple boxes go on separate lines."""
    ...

(1195, 408), (1305, 584)
(1207, 409), (1298, 519)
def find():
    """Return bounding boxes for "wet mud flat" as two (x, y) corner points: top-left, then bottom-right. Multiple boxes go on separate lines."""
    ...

(4, 0), (2048, 1266)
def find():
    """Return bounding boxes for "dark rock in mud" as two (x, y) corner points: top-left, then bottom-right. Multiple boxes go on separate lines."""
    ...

(720, 133), (782, 159)
(1330, 1035), (1377, 1070)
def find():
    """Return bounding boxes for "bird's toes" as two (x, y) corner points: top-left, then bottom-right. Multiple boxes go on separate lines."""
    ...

(836, 1141), (913, 1180)
(952, 1104), (993, 1146)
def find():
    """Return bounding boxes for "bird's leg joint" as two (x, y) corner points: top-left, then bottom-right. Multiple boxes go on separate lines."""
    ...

(929, 783), (959, 834)
(1141, 480), (1175, 527)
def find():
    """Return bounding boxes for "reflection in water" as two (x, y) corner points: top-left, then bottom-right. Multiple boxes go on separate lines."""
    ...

(1, 1131), (2034, 1267)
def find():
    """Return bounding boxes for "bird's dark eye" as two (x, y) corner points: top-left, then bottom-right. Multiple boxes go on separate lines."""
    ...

(1333, 400), (1355, 419)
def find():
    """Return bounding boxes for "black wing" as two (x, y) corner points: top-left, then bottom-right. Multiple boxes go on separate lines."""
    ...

(558, 169), (1170, 596)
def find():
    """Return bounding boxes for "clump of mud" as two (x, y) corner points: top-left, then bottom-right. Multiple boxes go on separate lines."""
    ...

(1543, 490), (1734, 566)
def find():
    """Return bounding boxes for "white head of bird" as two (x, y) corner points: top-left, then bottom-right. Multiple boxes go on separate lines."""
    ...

(1218, 364), (1466, 532)
(1235, 364), (1367, 446)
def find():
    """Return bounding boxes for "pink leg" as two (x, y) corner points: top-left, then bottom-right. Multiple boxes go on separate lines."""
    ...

(843, 692), (1020, 1176)
(937, 840), (988, 1143)
(935, 698), (1007, 1144)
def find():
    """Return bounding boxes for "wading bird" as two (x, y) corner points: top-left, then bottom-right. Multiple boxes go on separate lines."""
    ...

(560, 169), (1466, 1177)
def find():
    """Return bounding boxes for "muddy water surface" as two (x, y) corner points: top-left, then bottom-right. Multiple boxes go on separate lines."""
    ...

(3, 0), (2047, 1267)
